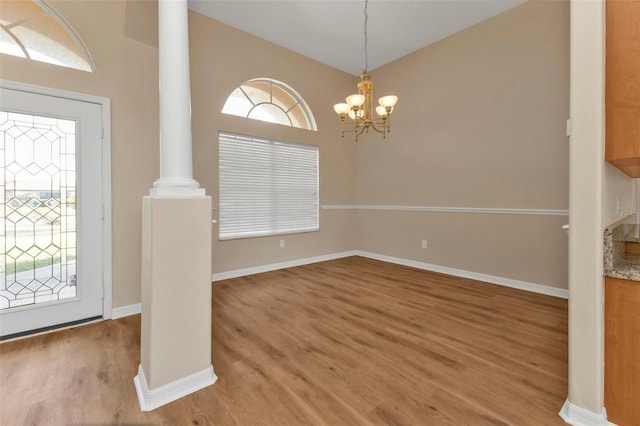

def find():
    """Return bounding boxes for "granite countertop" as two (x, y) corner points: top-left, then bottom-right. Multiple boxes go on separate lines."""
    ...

(604, 223), (640, 281)
(609, 253), (640, 281)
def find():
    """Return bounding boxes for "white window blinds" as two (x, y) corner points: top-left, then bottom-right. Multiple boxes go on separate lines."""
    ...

(218, 132), (319, 240)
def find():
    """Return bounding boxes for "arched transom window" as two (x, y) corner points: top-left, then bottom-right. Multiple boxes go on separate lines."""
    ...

(0, 0), (94, 72)
(222, 78), (317, 131)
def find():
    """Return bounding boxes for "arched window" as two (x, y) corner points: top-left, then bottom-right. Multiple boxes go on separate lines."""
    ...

(222, 78), (317, 131)
(0, 0), (94, 72)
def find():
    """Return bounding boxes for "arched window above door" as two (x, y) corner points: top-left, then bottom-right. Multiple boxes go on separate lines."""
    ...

(222, 78), (317, 131)
(0, 0), (94, 72)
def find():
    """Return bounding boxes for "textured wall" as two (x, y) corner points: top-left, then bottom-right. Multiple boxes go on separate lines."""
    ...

(353, 0), (571, 289)
(0, 0), (356, 307)
(0, 0), (576, 307)
(188, 11), (357, 273)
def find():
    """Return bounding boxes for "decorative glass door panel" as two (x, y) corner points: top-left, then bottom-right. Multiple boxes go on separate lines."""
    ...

(0, 87), (103, 338)
(1, 112), (77, 310)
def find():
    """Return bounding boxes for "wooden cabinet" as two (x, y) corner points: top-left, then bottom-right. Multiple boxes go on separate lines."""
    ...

(606, 0), (640, 177)
(605, 276), (640, 425)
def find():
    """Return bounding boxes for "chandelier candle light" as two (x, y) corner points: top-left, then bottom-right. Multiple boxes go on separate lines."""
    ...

(333, 0), (398, 141)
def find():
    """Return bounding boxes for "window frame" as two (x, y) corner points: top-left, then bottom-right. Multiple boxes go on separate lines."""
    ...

(221, 78), (317, 131)
(0, 0), (95, 72)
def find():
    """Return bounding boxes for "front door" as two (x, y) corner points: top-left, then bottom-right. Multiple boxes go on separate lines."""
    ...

(0, 87), (104, 338)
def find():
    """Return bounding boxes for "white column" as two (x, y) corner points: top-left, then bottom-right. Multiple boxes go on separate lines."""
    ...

(151, 0), (204, 197)
(134, 0), (215, 411)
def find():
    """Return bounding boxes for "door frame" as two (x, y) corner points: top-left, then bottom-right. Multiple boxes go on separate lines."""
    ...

(1, 79), (112, 320)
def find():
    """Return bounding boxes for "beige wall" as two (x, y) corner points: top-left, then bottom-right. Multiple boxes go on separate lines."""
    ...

(354, 0), (570, 289)
(567, 0), (607, 416)
(0, 1), (356, 307)
(0, 0), (572, 309)
(141, 197), (212, 389)
(568, 0), (605, 414)
(187, 12), (357, 273)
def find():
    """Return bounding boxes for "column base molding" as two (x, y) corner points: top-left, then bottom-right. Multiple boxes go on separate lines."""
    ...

(559, 399), (612, 426)
(149, 187), (205, 197)
(134, 364), (217, 411)
(151, 177), (204, 197)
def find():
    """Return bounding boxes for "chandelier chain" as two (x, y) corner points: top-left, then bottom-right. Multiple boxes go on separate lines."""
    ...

(363, 0), (368, 74)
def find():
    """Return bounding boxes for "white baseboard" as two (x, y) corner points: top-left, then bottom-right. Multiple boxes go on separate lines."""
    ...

(134, 364), (217, 411)
(211, 250), (357, 281)
(209, 249), (568, 299)
(558, 399), (613, 426)
(111, 303), (141, 319)
(355, 250), (569, 299)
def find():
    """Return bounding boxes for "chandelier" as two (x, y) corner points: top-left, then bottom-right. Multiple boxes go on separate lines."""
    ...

(333, 0), (398, 142)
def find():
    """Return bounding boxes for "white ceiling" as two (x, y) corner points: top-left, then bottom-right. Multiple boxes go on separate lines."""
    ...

(188, 0), (527, 76)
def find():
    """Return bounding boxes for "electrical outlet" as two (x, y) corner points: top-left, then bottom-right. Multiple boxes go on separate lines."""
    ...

(421, 240), (428, 249)
(280, 239), (285, 248)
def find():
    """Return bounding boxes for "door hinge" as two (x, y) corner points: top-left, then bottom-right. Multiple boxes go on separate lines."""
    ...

(566, 119), (571, 137)
(102, 205), (105, 220)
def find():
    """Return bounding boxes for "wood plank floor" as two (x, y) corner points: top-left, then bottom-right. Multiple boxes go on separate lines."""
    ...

(0, 256), (568, 425)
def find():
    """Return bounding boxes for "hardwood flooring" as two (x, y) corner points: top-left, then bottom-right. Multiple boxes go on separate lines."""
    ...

(0, 256), (568, 425)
